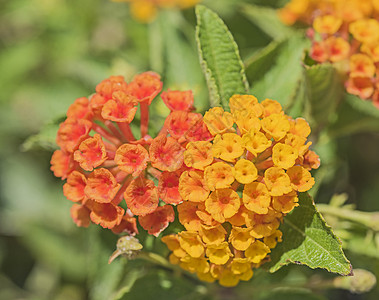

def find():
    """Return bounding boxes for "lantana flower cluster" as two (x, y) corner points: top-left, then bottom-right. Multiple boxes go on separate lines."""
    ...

(50, 72), (212, 237)
(279, 0), (379, 108)
(111, 0), (201, 23)
(162, 95), (320, 287)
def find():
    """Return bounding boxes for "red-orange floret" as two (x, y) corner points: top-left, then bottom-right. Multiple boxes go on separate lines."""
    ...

(149, 135), (184, 172)
(124, 176), (159, 216)
(164, 111), (202, 140)
(50, 150), (72, 179)
(95, 75), (128, 100)
(115, 143), (149, 176)
(87, 200), (125, 229)
(74, 134), (108, 171)
(84, 168), (121, 203)
(139, 205), (175, 236)
(101, 91), (138, 123)
(56, 118), (92, 153)
(67, 97), (93, 120)
(111, 215), (139, 235)
(70, 204), (91, 228)
(158, 171), (182, 205)
(161, 89), (194, 112)
(126, 71), (163, 104)
(63, 171), (87, 202)
(184, 119), (213, 142)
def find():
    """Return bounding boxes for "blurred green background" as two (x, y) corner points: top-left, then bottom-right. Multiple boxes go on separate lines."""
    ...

(1, 0), (378, 299)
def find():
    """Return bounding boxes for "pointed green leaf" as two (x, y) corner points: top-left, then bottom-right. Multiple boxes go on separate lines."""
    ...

(241, 4), (295, 40)
(22, 120), (61, 152)
(196, 5), (249, 109)
(267, 193), (352, 275)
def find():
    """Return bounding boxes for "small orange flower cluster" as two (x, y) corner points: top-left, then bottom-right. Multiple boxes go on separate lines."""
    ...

(279, 0), (379, 107)
(162, 95), (320, 287)
(50, 72), (212, 237)
(111, 0), (201, 23)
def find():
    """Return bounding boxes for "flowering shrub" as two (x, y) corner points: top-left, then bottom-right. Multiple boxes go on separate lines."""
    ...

(50, 72), (212, 237)
(111, 0), (201, 22)
(162, 95), (320, 286)
(279, 0), (379, 107)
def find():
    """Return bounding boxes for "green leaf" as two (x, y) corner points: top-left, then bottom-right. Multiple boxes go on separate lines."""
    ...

(241, 4), (295, 40)
(267, 193), (352, 275)
(327, 94), (379, 138)
(246, 35), (309, 110)
(21, 120), (61, 152)
(196, 5), (249, 109)
(257, 288), (327, 300)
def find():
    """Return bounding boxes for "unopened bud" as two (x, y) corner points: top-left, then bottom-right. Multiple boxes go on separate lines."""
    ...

(108, 235), (143, 264)
(333, 269), (377, 294)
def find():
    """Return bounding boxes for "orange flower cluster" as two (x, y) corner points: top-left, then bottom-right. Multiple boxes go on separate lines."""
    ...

(50, 72), (212, 237)
(162, 95), (320, 286)
(279, 0), (379, 107)
(111, 0), (201, 23)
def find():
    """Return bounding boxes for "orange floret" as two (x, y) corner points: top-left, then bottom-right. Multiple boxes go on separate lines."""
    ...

(229, 227), (254, 251)
(87, 200), (125, 229)
(212, 133), (244, 162)
(261, 99), (283, 117)
(264, 167), (292, 196)
(139, 205), (175, 236)
(178, 201), (204, 231)
(162, 235), (187, 258)
(63, 171), (87, 202)
(233, 111), (261, 134)
(50, 150), (71, 179)
(263, 230), (283, 249)
(310, 41), (329, 63)
(246, 210), (281, 238)
(206, 242), (233, 265)
(204, 162), (235, 191)
(349, 54), (376, 77)
(158, 171), (182, 205)
(126, 71), (162, 104)
(230, 258), (252, 276)
(101, 91), (138, 123)
(149, 135), (184, 172)
(303, 149), (321, 170)
(349, 19), (379, 44)
(325, 37), (350, 62)
(74, 134), (107, 171)
(56, 118), (92, 153)
(184, 141), (214, 170)
(243, 182), (271, 214)
(261, 113), (290, 141)
(70, 204), (91, 228)
(161, 89), (194, 111)
(111, 215), (139, 235)
(115, 143), (149, 176)
(241, 131), (272, 157)
(287, 166), (315, 192)
(272, 192), (299, 214)
(234, 159), (258, 184)
(203, 107), (234, 136)
(67, 97), (93, 120)
(180, 256), (210, 274)
(245, 240), (270, 264)
(84, 168), (121, 203)
(346, 76), (374, 99)
(164, 111), (202, 140)
(288, 118), (311, 139)
(199, 224), (227, 245)
(124, 176), (159, 216)
(184, 118), (213, 142)
(313, 15), (342, 34)
(179, 170), (210, 202)
(205, 188), (240, 223)
(361, 43), (379, 62)
(272, 143), (299, 169)
(229, 94), (263, 117)
(95, 75), (128, 100)
(178, 231), (205, 258)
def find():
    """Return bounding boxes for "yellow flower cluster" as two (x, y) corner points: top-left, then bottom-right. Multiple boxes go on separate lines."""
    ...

(279, 0), (379, 107)
(112, 0), (201, 22)
(162, 95), (320, 287)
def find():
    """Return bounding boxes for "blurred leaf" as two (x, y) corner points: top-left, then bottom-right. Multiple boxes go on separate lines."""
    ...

(267, 193), (352, 275)
(327, 94), (379, 138)
(22, 120), (60, 152)
(196, 5), (249, 109)
(257, 288), (327, 300)
(241, 4), (295, 40)
(300, 64), (344, 131)
(246, 35), (309, 109)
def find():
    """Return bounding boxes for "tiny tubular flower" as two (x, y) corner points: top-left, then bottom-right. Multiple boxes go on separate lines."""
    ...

(264, 167), (292, 196)
(272, 192), (299, 214)
(261, 99), (283, 117)
(243, 182), (271, 214)
(229, 227), (254, 251)
(263, 230), (283, 249)
(303, 149), (321, 170)
(178, 231), (205, 258)
(101, 91), (138, 123)
(350, 19), (379, 44)
(178, 201), (204, 231)
(179, 170), (210, 202)
(124, 176), (159, 216)
(325, 36), (350, 62)
(158, 171), (182, 205)
(74, 134), (108, 171)
(199, 224), (227, 245)
(183, 141), (214, 170)
(230, 258), (252, 275)
(180, 256), (210, 274)
(161, 89), (194, 111)
(246, 210), (281, 238)
(85, 168), (121, 203)
(56, 118), (92, 153)
(288, 118), (311, 139)
(87, 200), (125, 229)
(63, 171), (87, 202)
(206, 242), (233, 265)
(261, 113), (290, 141)
(50, 150), (71, 179)
(272, 143), (299, 169)
(212, 133), (244, 162)
(234, 110), (261, 134)
(126, 71), (163, 104)
(111, 215), (139, 235)
(245, 240), (271, 264)
(241, 131), (272, 157)
(67, 97), (93, 120)
(164, 111), (202, 140)
(346, 76), (374, 99)
(287, 166), (315, 192)
(204, 162), (235, 191)
(361, 43), (379, 62)
(161, 235), (187, 258)
(138, 205), (175, 236)
(234, 159), (258, 184)
(203, 107), (234, 136)
(115, 144), (149, 176)
(349, 54), (376, 77)
(313, 15), (342, 34)
(70, 204), (91, 228)
(205, 188), (240, 223)
(149, 135), (184, 172)
(229, 94), (262, 117)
